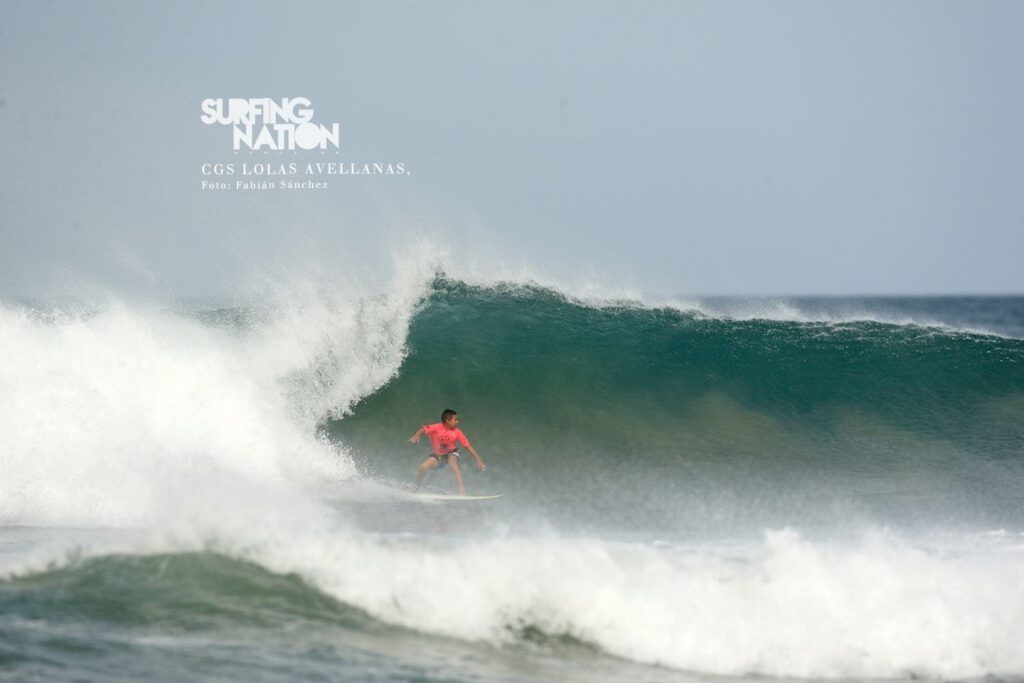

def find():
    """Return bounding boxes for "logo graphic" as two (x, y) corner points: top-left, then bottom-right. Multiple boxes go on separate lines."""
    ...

(200, 97), (340, 151)
(198, 96), (407, 191)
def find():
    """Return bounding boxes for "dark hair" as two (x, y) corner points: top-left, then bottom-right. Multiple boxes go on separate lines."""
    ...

(441, 408), (458, 422)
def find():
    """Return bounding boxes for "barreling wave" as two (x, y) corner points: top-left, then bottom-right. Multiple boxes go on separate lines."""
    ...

(335, 279), (1024, 454)
(331, 279), (1024, 527)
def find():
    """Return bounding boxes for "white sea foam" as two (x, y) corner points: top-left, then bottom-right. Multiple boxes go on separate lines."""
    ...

(241, 527), (1023, 680)
(0, 254), (437, 528)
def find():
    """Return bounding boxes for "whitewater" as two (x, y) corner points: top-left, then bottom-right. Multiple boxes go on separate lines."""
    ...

(1, 265), (1023, 682)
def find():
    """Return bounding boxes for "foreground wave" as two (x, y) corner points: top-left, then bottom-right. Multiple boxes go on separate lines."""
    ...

(1, 529), (1023, 680)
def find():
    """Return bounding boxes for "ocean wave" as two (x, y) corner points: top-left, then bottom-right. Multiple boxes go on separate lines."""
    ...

(2, 529), (1023, 679)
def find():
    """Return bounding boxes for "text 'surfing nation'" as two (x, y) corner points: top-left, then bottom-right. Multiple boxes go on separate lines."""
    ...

(200, 97), (341, 151)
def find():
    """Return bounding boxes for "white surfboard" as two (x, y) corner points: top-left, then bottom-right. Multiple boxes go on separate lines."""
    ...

(412, 493), (504, 501)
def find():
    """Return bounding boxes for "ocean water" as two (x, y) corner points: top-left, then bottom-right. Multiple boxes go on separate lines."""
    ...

(1, 276), (1023, 682)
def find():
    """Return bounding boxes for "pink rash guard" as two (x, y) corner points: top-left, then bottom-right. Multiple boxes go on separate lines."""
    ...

(423, 422), (469, 456)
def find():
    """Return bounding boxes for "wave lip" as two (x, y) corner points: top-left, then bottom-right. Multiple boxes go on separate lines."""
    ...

(439, 273), (1024, 339)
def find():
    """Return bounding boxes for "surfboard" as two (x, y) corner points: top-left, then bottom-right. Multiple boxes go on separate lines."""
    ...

(412, 493), (504, 501)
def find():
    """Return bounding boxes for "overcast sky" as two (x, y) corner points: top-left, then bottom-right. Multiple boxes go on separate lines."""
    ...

(1, 0), (1022, 300)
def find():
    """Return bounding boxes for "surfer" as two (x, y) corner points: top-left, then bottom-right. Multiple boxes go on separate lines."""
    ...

(408, 409), (486, 495)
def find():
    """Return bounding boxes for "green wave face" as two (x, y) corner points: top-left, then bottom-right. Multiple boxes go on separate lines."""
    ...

(0, 552), (472, 682)
(329, 281), (1024, 531)
(0, 552), (370, 633)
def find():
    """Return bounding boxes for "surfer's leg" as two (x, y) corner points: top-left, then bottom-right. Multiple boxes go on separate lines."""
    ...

(448, 454), (466, 495)
(413, 456), (438, 491)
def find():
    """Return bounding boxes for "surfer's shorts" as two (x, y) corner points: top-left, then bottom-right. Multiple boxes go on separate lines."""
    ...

(431, 450), (460, 469)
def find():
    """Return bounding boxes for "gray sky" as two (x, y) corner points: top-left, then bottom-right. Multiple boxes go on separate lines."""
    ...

(1, 0), (1022, 300)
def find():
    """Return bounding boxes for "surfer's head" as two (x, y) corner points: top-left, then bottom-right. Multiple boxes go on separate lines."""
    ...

(441, 409), (458, 428)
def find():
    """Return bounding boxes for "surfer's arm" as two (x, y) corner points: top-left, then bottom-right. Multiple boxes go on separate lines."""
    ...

(409, 425), (427, 443)
(465, 442), (486, 471)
